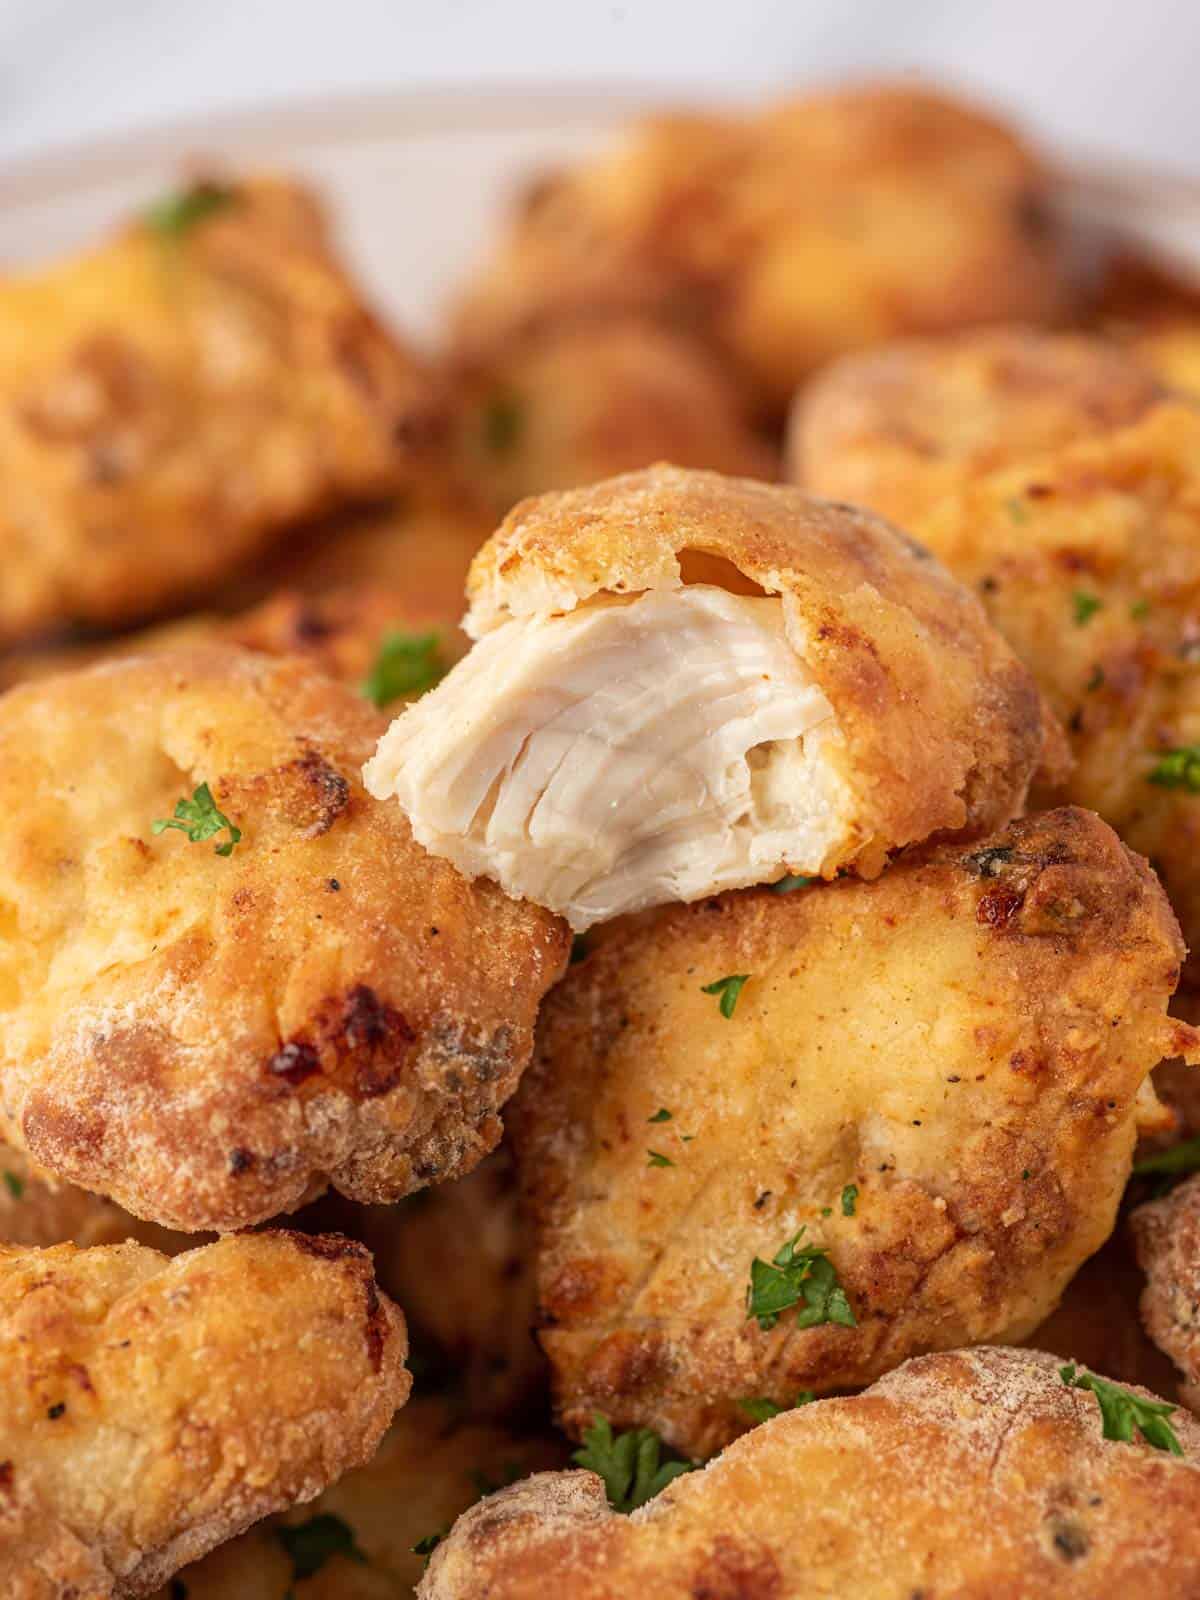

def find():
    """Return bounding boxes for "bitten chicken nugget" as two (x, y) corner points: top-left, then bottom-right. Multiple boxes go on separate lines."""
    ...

(419, 1347), (1200, 1600)
(365, 466), (1055, 931)
(1132, 1174), (1200, 1408)
(153, 1396), (566, 1599)
(0, 648), (569, 1232)
(452, 83), (1071, 415)
(454, 320), (776, 514)
(0, 176), (445, 644)
(356, 1145), (545, 1420)
(792, 328), (1165, 528)
(509, 808), (1193, 1456)
(0, 1230), (409, 1598)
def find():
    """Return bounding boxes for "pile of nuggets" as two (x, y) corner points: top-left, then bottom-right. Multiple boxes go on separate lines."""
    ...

(6, 79), (1200, 1599)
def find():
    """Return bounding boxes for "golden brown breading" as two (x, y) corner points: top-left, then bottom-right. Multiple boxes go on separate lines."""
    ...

(451, 83), (1071, 414)
(419, 1347), (1200, 1600)
(0, 1143), (191, 1255)
(792, 328), (1165, 528)
(355, 1146), (546, 1420)
(0, 647), (569, 1232)
(902, 401), (1200, 980)
(0, 1230), (410, 1598)
(0, 176), (445, 644)
(1125, 319), (1200, 401)
(1132, 1175), (1200, 1407)
(453, 320), (776, 514)
(153, 1396), (566, 1599)
(510, 808), (1193, 1456)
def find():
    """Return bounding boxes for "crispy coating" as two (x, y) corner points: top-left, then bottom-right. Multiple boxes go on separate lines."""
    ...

(510, 808), (1192, 1455)
(903, 401), (1200, 980)
(0, 177), (446, 644)
(1125, 319), (1200, 402)
(356, 1145), (546, 1420)
(1132, 1175), (1200, 1407)
(0, 1230), (410, 1597)
(419, 1347), (1200, 1600)
(0, 1143), (191, 1255)
(153, 1396), (566, 1599)
(452, 83), (1071, 414)
(792, 328), (1165, 528)
(465, 464), (1058, 869)
(453, 320), (776, 514)
(0, 648), (569, 1231)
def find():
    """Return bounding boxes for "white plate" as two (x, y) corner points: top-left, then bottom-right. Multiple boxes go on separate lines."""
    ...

(0, 85), (668, 341)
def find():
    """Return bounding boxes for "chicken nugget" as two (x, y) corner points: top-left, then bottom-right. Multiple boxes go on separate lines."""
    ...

(451, 83), (1071, 415)
(0, 176), (445, 644)
(454, 321), (776, 514)
(153, 1395), (566, 1599)
(792, 328), (1164, 528)
(0, 647), (569, 1232)
(355, 1145), (545, 1420)
(0, 1230), (409, 1597)
(419, 1347), (1200, 1600)
(508, 808), (1192, 1456)
(0, 1143), (191, 1255)
(365, 465), (1054, 931)
(1132, 1174), (1200, 1408)
(1125, 319), (1200, 401)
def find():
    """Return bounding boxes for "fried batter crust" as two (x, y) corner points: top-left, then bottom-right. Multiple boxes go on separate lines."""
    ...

(0, 1231), (410, 1598)
(793, 328), (1165, 529)
(454, 319), (776, 514)
(0, 177), (445, 644)
(0, 1143), (191, 1256)
(419, 1347), (1200, 1600)
(153, 1396), (566, 1599)
(0, 648), (569, 1231)
(1132, 1174), (1200, 1407)
(512, 808), (1193, 1455)
(465, 464), (1058, 868)
(451, 83), (1070, 414)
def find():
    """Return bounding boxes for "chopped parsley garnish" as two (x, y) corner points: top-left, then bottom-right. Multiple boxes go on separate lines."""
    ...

(1072, 591), (1102, 625)
(152, 782), (241, 856)
(145, 182), (235, 237)
(1131, 599), (1151, 620)
(737, 1391), (816, 1424)
(647, 1150), (674, 1168)
(412, 1528), (447, 1562)
(1147, 745), (1200, 793)
(841, 1184), (858, 1217)
(770, 873), (812, 894)
(1005, 496), (1030, 524)
(275, 1513), (367, 1580)
(1133, 1136), (1200, 1177)
(482, 393), (524, 455)
(1060, 1363), (1182, 1455)
(2, 1171), (22, 1200)
(1085, 665), (1105, 692)
(572, 1416), (695, 1513)
(362, 629), (444, 707)
(648, 1108), (672, 1123)
(701, 973), (749, 1019)
(747, 1227), (856, 1332)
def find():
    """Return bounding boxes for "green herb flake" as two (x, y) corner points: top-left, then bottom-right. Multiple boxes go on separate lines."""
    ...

(1131, 599), (1151, 621)
(1060, 1363), (1182, 1455)
(1073, 591), (1102, 626)
(648, 1108), (672, 1123)
(362, 629), (444, 707)
(572, 1415), (696, 1513)
(737, 1391), (816, 1424)
(1085, 665), (1105, 692)
(1005, 496), (1030, 524)
(746, 1227), (857, 1332)
(701, 973), (750, 1019)
(647, 1150), (674, 1168)
(145, 182), (235, 237)
(482, 393), (524, 455)
(770, 873), (812, 894)
(412, 1527), (447, 1563)
(2, 1171), (22, 1200)
(841, 1183), (858, 1217)
(275, 1513), (368, 1581)
(151, 782), (241, 857)
(1147, 745), (1200, 793)
(1133, 1136), (1200, 1178)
